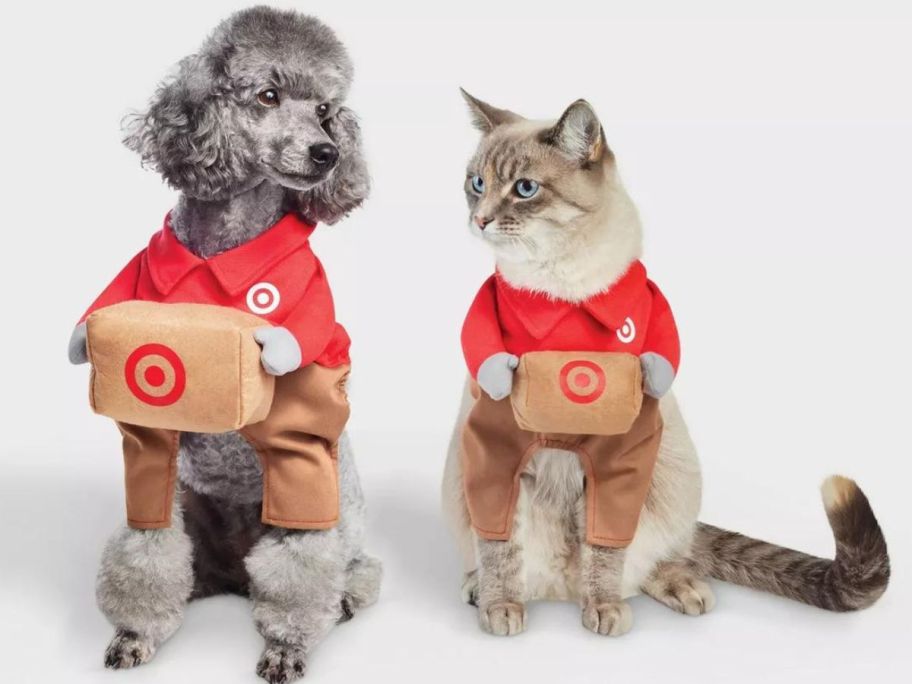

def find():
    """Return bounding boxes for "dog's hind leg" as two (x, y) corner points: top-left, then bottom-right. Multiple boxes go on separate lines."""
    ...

(246, 528), (347, 683)
(96, 495), (194, 669)
(339, 553), (382, 621)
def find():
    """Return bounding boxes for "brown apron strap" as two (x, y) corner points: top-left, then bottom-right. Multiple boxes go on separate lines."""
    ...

(241, 363), (351, 530)
(461, 387), (663, 547)
(117, 422), (180, 529)
(575, 396), (663, 547)
(461, 383), (538, 541)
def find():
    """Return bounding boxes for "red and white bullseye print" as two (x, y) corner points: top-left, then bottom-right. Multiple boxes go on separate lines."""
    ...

(124, 343), (187, 407)
(616, 316), (636, 343)
(246, 282), (280, 315)
(559, 360), (607, 404)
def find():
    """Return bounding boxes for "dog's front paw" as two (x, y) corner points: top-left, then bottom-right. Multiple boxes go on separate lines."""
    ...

(581, 600), (633, 636)
(257, 642), (307, 683)
(103, 629), (155, 669)
(479, 600), (526, 636)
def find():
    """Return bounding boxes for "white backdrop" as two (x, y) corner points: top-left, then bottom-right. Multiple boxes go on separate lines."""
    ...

(0, 1), (910, 682)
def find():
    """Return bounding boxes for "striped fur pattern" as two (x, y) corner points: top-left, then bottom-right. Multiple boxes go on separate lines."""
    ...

(693, 476), (890, 611)
(444, 93), (890, 635)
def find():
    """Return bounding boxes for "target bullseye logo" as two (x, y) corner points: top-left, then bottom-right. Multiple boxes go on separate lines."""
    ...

(559, 360), (606, 404)
(616, 316), (636, 344)
(246, 282), (280, 315)
(124, 343), (186, 407)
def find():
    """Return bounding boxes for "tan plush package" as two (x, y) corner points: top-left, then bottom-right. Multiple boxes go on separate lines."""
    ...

(511, 351), (643, 436)
(86, 301), (275, 433)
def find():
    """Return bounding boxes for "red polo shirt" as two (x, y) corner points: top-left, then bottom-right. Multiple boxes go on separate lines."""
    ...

(79, 213), (350, 368)
(461, 261), (679, 378)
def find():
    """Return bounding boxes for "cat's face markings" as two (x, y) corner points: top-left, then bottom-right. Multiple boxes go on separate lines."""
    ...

(461, 94), (610, 261)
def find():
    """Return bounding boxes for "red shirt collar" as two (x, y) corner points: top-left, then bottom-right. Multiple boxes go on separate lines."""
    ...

(495, 260), (648, 339)
(146, 213), (317, 296)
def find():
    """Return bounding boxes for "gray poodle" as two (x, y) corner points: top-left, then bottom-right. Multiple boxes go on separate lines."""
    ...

(74, 7), (380, 681)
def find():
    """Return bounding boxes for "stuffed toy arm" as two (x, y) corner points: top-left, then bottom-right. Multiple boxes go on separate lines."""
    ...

(263, 265), (338, 374)
(640, 352), (675, 398)
(69, 251), (144, 364)
(253, 326), (301, 376)
(68, 322), (89, 365)
(477, 352), (519, 400)
(462, 277), (515, 400)
(639, 283), (680, 398)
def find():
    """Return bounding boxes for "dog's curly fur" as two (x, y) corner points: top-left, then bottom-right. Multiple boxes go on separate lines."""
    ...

(94, 8), (380, 682)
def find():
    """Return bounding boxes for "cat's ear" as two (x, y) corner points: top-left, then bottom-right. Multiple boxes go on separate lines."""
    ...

(460, 88), (522, 133)
(544, 99), (607, 164)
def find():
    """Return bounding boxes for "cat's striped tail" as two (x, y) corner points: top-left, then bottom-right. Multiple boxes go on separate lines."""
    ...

(694, 476), (889, 611)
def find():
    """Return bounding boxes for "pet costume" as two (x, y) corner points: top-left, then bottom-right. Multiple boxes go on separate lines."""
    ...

(460, 260), (679, 547)
(79, 213), (350, 530)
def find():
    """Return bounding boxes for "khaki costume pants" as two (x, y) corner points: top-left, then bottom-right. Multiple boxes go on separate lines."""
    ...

(461, 383), (663, 547)
(117, 364), (350, 530)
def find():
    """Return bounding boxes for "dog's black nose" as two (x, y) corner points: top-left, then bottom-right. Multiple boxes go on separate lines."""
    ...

(309, 143), (339, 167)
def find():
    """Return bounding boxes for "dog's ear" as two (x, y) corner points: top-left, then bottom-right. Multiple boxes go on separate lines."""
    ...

(123, 54), (248, 200)
(289, 107), (370, 224)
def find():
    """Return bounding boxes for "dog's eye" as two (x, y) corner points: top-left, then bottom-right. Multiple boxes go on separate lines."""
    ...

(316, 103), (329, 118)
(514, 179), (539, 199)
(257, 89), (280, 107)
(470, 175), (485, 194)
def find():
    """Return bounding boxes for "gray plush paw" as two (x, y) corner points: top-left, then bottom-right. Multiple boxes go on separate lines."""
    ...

(640, 352), (675, 398)
(581, 600), (633, 636)
(103, 629), (155, 669)
(477, 352), (519, 401)
(254, 326), (302, 376)
(256, 642), (307, 683)
(479, 601), (526, 636)
(68, 322), (88, 365)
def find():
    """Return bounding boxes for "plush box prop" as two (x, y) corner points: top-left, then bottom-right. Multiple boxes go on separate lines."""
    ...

(86, 301), (275, 433)
(510, 351), (643, 436)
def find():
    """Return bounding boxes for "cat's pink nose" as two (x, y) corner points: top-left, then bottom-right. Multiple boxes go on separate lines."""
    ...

(474, 215), (493, 230)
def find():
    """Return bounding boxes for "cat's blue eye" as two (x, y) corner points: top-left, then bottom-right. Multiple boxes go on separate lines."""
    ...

(470, 175), (485, 194)
(514, 179), (539, 198)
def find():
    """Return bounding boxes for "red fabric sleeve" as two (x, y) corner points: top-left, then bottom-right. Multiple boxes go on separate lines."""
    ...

(78, 251), (144, 323)
(642, 281), (680, 373)
(461, 276), (507, 379)
(280, 264), (338, 368)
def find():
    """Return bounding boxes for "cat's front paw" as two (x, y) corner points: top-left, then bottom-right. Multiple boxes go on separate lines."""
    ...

(479, 600), (526, 636)
(461, 570), (479, 606)
(581, 600), (633, 636)
(256, 642), (307, 683)
(652, 577), (716, 616)
(103, 629), (156, 669)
